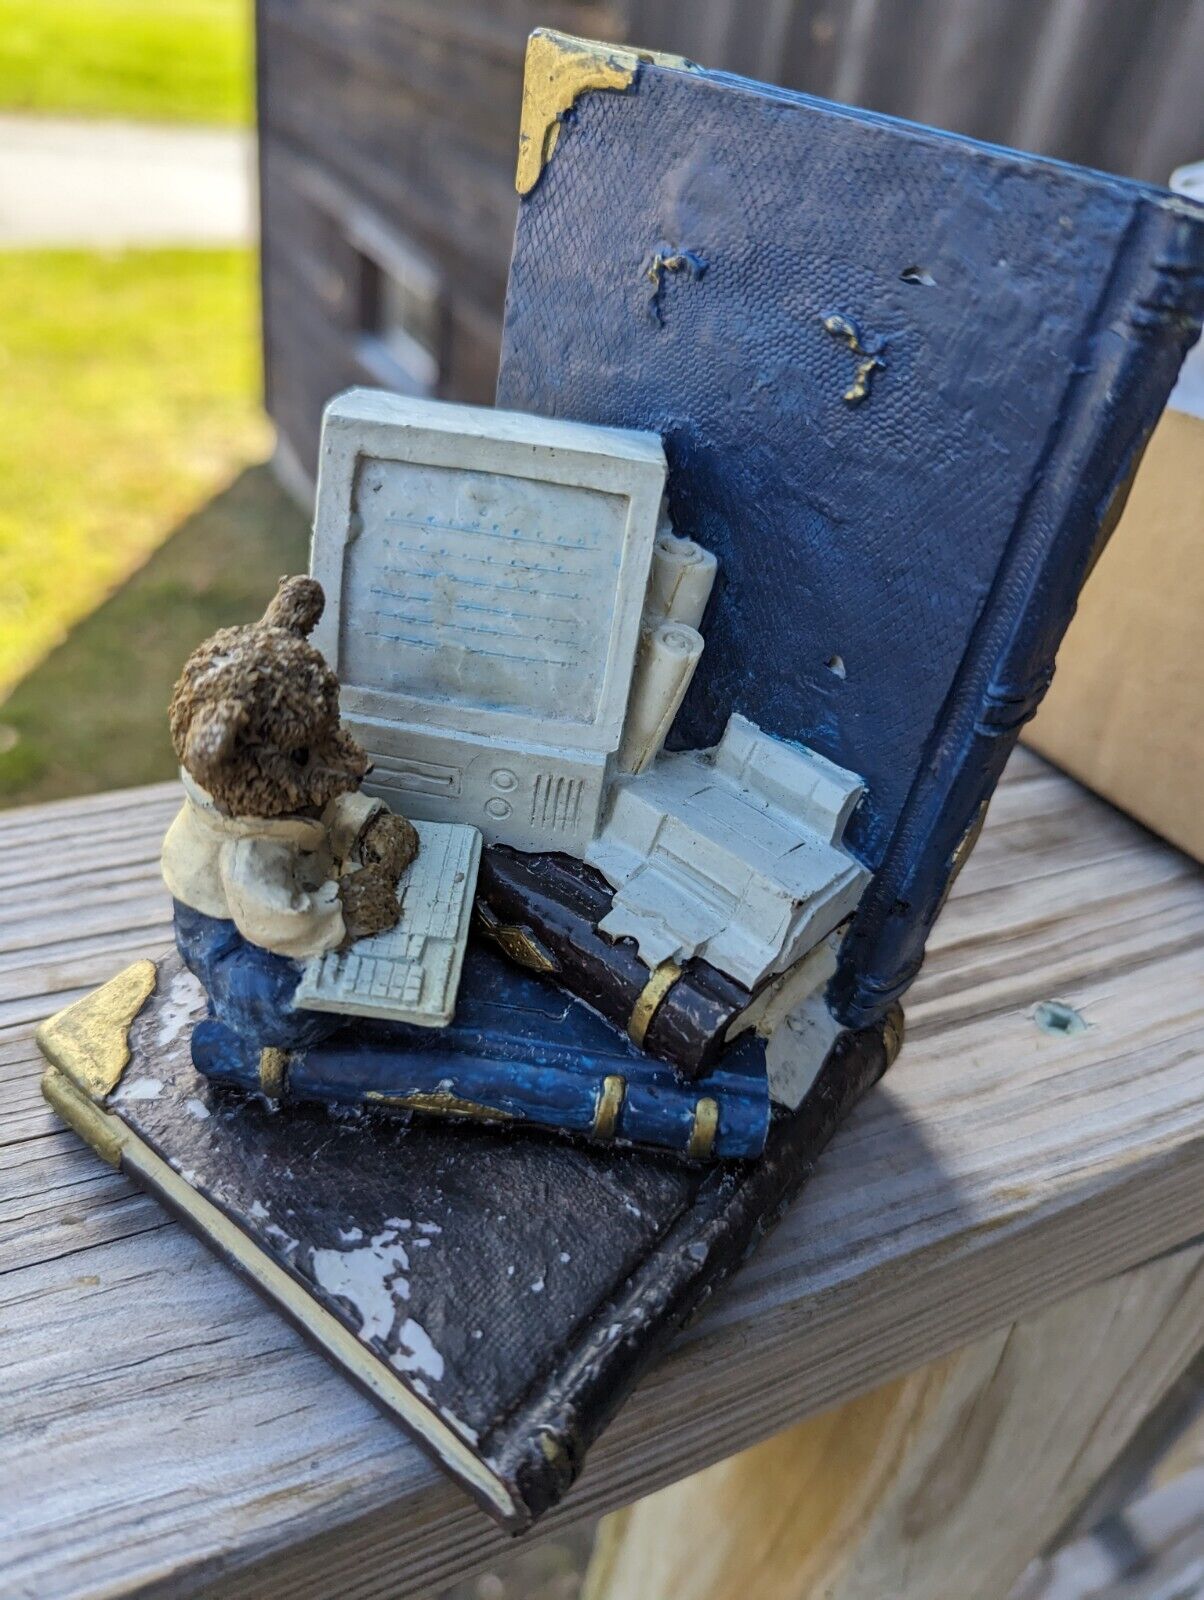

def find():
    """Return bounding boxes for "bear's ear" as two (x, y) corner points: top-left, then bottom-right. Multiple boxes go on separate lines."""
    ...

(183, 698), (248, 786)
(262, 575), (324, 637)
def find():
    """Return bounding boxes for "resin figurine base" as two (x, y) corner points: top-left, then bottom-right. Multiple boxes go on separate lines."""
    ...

(38, 950), (899, 1531)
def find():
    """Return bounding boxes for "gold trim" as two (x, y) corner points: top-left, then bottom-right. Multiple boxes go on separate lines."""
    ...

(687, 1097), (719, 1160)
(882, 1005), (906, 1067)
(40, 1072), (518, 1520)
(476, 904), (557, 974)
(627, 959), (683, 1048)
(367, 1089), (517, 1123)
(42, 1065), (127, 1166)
(259, 1048), (288, 1098)
(35, 959), (157, 1101)
(950, 799), (990, 880)
(591, 1074), (626, 1140)
(515, 30), (694, 195)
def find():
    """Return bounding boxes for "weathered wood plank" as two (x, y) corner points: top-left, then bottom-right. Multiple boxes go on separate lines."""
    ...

(2, 752), (1202, 1599)
(582, 1243), (1204, 1600)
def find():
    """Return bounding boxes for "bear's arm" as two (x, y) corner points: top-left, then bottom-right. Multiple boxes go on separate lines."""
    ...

(221, 836), (346, 960)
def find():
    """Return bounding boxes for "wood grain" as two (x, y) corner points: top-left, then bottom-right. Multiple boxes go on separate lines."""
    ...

(582, 1242), (1204, 1600)
(2, 749), (1202, 1600)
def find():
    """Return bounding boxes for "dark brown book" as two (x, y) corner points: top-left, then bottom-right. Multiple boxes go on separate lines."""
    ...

(476, 845), (763, 1079)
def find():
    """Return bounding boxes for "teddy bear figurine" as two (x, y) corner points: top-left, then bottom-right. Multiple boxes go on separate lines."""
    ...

(161, 575), (418, 1084)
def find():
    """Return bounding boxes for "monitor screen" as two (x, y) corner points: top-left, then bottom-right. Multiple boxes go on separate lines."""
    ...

(339, 456), (627, 728)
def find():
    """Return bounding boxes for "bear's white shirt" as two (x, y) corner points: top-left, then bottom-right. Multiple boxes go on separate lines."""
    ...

(161, 769), (384, 959)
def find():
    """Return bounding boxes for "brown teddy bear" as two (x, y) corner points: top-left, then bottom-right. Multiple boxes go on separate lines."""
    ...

(162, 575), (423, 1086)
(163, 574), (418, 958)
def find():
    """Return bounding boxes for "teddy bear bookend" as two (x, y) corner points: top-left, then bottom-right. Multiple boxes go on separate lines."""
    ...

(135, 385), (877, 1164)
(32, 25), (1204, 1530)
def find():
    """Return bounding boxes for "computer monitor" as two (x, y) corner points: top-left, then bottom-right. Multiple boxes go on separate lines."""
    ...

(310, 389), (667, 854)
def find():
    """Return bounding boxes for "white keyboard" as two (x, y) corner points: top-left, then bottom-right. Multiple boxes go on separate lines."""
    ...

(294, 819), (481, 1028)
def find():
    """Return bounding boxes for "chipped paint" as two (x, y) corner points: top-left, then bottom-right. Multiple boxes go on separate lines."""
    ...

(111, 1076), (163, 1102)
(646, 248), (708, 324)
(311, 1222), (414, 1344)
(821, 312), (888, 403)
(156, 965), (204, 1047)
(392, 1317), (445, 1382)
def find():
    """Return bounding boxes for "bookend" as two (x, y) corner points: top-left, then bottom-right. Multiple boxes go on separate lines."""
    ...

(36, 27), (1203, 1530)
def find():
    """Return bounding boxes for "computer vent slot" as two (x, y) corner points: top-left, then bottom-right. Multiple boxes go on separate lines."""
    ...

(531, 773), (584, 832)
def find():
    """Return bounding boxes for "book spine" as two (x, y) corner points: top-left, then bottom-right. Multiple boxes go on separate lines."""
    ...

(285, 1040), (770, 1160)
(831, 198), (1204, 1028)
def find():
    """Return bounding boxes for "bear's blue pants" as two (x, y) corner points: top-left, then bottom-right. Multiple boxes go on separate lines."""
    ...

(173, 901), (340, 1091)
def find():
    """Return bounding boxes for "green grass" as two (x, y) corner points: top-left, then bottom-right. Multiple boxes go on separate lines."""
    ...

(0, 247), (271, 707)
(0, 463), (309, 805)
(0, 0), (252, 125)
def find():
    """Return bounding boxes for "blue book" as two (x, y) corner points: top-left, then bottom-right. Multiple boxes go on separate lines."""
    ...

(291, 947), (769, 1160)
(498, 33), (1204, 1029)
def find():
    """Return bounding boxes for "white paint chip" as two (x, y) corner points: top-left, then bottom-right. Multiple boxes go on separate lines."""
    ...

(155, 967), (204, 1048)
(112, 1077), (163, 1102)
(311, 1224), (413, 1344)
(392, 1318), (445, 1382)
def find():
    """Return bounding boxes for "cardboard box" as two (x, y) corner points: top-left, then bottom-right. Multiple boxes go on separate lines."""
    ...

(1024, 407), (1203, 861)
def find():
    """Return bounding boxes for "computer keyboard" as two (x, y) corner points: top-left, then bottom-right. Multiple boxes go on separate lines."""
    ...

(294, 818), (481, 1027)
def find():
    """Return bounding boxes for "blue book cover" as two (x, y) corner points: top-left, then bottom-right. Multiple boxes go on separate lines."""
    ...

(498, 32), (1204, 1028)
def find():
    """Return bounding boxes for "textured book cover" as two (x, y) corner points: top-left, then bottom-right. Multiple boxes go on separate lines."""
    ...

(38, 952), (894, 1529)
(498, 30), (1204, 1029)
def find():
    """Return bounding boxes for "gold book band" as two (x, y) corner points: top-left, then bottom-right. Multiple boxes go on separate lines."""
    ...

(627, 959), (684, 1048)
(688, 1097), (719, 1159)
(591, 1073), (626, 1139)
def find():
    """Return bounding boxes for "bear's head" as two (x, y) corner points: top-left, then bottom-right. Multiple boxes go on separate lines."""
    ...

(168, 576), (371, 818)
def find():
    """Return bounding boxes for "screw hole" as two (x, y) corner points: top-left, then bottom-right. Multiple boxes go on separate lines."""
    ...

(900, 265), (937, 287)
(1033, 1000), (1088, 1037)
(826, 654), (846, 679)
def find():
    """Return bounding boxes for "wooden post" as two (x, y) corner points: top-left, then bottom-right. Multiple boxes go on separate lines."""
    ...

(583, 1243), (1204, 1600)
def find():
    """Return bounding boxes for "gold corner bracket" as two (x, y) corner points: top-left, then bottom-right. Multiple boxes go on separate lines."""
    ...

(515, 30), (694, 196)
(36, 959), (157, 1102)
